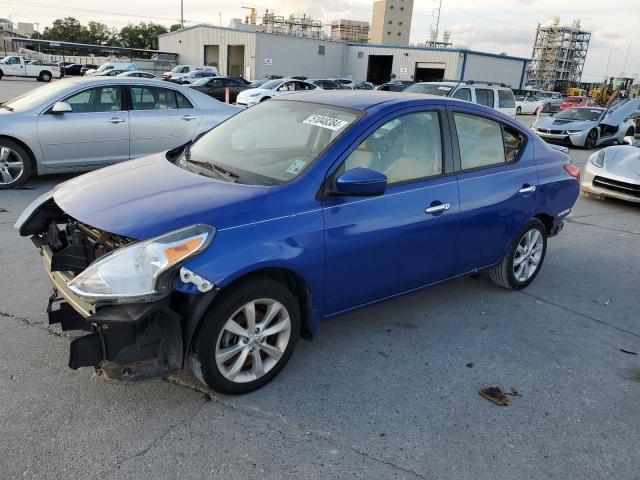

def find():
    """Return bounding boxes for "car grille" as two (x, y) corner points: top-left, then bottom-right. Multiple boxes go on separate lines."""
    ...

(536, 128), (565, 134)
(593, 176), (640, 198)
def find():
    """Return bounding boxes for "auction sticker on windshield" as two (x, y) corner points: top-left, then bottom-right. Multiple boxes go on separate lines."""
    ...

(286, 159), (308, 175)
(303, 114), (349, 131)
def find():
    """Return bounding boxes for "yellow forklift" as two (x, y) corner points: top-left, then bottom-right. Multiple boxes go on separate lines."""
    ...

(590, 77), (634, 106)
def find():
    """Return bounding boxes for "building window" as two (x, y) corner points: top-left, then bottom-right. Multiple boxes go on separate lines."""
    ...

(318, 45), (325, 55)
(390, 5), (394, 9)
(357, 51), (364, 58)
(400, 6), (404, 10)
(387, 31), (391, 35)
(397, 32), (401, 36)
(388, 20), (392, 24)
(398, 21), (403, 25)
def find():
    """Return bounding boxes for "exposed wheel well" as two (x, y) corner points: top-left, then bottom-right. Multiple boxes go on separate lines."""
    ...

(0, 135), (37, 174)
(534, 213), (554, 235)
(216, 268), (313, 340)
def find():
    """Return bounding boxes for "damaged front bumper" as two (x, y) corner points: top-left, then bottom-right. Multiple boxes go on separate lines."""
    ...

(19, 192), (218, 382)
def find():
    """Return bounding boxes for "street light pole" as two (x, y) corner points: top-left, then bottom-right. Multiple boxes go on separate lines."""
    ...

(181, 0), (184, 28)
(434, 0), (443, 43)
(34, 22), (40, 52)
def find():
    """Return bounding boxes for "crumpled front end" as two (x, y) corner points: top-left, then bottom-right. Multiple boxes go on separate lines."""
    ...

(15, 192), (217, 381)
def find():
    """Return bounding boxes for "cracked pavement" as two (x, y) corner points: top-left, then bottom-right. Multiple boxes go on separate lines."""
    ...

(0, 84), (639, 479)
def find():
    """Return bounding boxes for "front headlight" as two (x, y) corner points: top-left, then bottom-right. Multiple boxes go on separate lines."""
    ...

(590, 150), (605, 168)
(68, 224), (215, 304)
(249, 93), (261, 97)
(565, 130), (582, 135)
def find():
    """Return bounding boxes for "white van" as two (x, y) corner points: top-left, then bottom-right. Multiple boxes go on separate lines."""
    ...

(404, 81), (517, 118)
(162, 65), (218, 81)
(86, 62), (137, 76)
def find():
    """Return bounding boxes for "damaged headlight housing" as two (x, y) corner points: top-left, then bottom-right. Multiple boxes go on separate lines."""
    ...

(590, 150), (605, 168)
(68, 224), (215, 303)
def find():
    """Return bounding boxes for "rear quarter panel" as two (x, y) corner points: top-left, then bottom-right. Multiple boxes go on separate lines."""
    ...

(533, 138), (580, 217)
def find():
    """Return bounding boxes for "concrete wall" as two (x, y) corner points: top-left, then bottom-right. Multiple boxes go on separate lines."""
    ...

(254, 33), (346, 79)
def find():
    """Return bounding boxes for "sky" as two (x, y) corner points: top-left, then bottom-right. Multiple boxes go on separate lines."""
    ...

(3, 0), (639, 82)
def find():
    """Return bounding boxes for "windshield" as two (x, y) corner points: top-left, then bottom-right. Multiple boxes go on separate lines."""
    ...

(555, 108), (603, 121)
(192, 77), (211, 86)
(260, 79), (285, 90)
(183, 100), (359, 185)
(250, 79), (269, 88)
(403, 83), (453, 96)
(170, 65), (184, 73)
(3, 81), (74, 112)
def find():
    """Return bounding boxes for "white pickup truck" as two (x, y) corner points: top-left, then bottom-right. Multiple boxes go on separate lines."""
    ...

(0, 56), (62, 82)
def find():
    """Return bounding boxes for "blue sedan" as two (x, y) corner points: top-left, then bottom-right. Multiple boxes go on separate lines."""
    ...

(16, 91), (580, 394)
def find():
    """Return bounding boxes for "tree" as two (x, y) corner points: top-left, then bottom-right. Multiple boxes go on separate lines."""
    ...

(170, 24), (182, 32)
(117, 22), (168, 50)
(40, 17), (88, 43)
(85, 21), (116, 45)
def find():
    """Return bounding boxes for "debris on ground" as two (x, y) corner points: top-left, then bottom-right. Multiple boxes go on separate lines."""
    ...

(620, 349), (637, 355)
(604, 299), (612, 306)
(624, 369), (640, 383)
(479, 386), (509, 406)
(466, 363), (474, 368)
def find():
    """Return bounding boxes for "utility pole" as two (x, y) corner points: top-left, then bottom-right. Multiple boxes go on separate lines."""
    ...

(181, 0), (184, 28)
(34, 22), (40, 52)
(433, 0), (443, 43)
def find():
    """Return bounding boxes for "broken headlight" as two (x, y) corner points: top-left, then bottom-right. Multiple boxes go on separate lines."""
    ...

(68, 224), (215, 304)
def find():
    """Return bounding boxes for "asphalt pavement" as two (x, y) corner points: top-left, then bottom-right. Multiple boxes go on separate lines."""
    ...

(0, 79), (639, 479)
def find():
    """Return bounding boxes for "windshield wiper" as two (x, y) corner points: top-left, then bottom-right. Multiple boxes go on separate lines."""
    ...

(0, 104), (14, 111)
(183, 158), (239, 182)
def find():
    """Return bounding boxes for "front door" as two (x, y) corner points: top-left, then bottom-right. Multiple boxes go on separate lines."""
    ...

(37, 85), (129, 169)
(128, 85), (203, 158)
(323, 108), (460, 315)
(449, 107), (539, 272)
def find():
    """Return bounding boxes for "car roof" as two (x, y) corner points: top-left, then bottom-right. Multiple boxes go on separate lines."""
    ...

(276, 90), (458, 110)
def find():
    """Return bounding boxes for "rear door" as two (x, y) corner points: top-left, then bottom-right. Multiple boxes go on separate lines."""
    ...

(37, 85), (129, 168)
(322, 107), (460, 314)
(128, 84), (203, 157)
(449, 106), (538, 273)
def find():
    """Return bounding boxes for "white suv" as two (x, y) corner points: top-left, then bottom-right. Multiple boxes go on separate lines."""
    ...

(403, 81), (517, 118)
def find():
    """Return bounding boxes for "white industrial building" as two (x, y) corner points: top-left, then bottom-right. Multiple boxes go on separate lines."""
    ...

(159, 24), (530, 88)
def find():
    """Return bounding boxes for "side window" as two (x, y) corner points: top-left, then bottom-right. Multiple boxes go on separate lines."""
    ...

(210, 79), (223, 87)
(130, 86), (178, 110)
(452, 88), (471, 101)
(181, 67), (189, 73)
(9, 57), (21, 65)
(63, 86), (122, 113)
(475, 89), (494, 108)
(176, 91), (193, 109)
(343, 111), (443, 185)
(278, 82), (295, 91)
(453, 112), (523, 169)
(296, 82), (314, 90)
(498, 89), (516, 108)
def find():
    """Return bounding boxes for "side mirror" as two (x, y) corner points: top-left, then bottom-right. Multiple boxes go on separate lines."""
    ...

(623, 136), (635, 146)
(51, 101), (72, 114)
(333, 168), (387, 197)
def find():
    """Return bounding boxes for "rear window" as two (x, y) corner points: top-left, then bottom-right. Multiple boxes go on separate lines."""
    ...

(475, 89), (494, 108)
(498, 89), (515, 108)
(404, 83), (453, 96)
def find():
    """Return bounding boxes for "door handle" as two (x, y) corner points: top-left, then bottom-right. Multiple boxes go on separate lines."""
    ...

(425, 203), (451, 214)
(518, 185), (537, 194)
(108, 117), (125, 124)
(180, 115), (198, 121)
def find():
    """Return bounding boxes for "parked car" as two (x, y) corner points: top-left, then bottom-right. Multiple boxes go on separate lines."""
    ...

(173, 70), (217, 85)
(15, 91), (580, 394)
(560, 96), (599, 110)
(95, 69), (130, 77)
(86, 62), (137, 76)
(348, 81), (375, 90)
(61, 64), (84, 76)
(581, 135), (640, 203)
(530, 99), (639, 149)
(187, 76), (252, 103)
(404, 81), (517, 118)
(116, 71), (158, 79)
(161, 65), (218, 81)
(235, 78), (320, 106)
(515, 95), (546, 115)
(0, 55), (61, 82)
(80, 64), (99, 76)
(309, 79), (345, 90)
(0, 77), (240, 188)
(376, 80), (414, 91)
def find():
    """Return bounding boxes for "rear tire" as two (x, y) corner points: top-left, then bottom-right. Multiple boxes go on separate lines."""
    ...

(489, 219), (547, 290)
(40, 71), (52, 82)
(191, 277), (301, 395)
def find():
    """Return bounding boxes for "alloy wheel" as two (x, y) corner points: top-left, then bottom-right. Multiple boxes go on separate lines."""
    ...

(0, 146), (25, 186)
(215, 298), (291, 383)
(585, 130), (597, 149)
(513, 229), (543, 282)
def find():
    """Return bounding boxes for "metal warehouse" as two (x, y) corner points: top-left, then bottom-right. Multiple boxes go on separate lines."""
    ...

(159, 24), (530, 88)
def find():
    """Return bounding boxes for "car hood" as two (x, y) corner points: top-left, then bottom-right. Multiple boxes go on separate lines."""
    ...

(534, 116), (595, 129)
(603, 146), (640, 180)
(53, 153), (272, 240)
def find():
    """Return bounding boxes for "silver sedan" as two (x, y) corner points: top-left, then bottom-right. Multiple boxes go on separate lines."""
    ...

(0, 77), (240, 188)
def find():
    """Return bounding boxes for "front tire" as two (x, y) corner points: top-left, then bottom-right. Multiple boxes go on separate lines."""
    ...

(584, 129), (598, 149)
(516, 107), (522, 115)
(489, 219), (547, 290)
(0, 140), (32, 189)
(191, 277), (301, 395)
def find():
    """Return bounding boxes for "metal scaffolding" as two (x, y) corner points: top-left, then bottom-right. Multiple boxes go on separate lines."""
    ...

(261, 10), (323, 39)
(527, 18), (590, 92)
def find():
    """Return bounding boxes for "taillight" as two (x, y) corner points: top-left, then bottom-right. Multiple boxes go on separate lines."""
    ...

(563, 164), (580, 181)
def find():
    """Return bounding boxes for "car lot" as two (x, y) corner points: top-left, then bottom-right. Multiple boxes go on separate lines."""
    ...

(1, 78), (639, 479)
